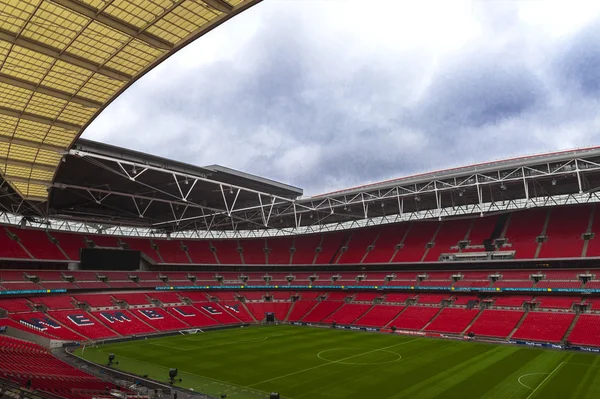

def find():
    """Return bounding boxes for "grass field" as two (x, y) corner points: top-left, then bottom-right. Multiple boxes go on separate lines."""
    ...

(76, 325), (600, 399)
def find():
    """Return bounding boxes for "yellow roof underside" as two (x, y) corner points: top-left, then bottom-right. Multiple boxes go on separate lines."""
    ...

(0, 0), (258, 200)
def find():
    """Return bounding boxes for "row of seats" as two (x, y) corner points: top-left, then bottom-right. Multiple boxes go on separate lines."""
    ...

(3, 204), (600, 263)
(0, 335), (124, 399)
(0, 291), (593, 316)
(0, 268), (596, 291)
(5, 291), (600, 346)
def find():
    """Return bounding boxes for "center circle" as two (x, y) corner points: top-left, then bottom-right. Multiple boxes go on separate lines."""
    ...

(317, 347), (402, 365)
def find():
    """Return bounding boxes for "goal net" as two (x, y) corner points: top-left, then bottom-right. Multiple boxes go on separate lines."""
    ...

(180, 329), (203, 335)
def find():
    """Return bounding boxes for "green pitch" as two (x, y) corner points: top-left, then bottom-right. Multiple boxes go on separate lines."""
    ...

(75, 325), (600, 399)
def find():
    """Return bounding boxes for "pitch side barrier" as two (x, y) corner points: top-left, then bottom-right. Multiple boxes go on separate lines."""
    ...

(291, 321), (600, 354)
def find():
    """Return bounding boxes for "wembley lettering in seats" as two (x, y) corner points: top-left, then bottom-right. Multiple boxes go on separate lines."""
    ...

(22, 317), (61, 330)
(138, 309), (164, 320)
(202, 305), (222, 315)
(173, 307), (194, 317)
(99, 311), (131, 323)
(67, 314), (94, 326)
(224, 304), (240, 313)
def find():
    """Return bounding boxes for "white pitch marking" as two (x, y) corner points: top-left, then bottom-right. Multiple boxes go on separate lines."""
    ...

(149, 336), (268, 350)
(517, 373), (548, 390)
(248, 338), (421, 387)
(317, 347), (402, 365)
(526, 362), (564, 399)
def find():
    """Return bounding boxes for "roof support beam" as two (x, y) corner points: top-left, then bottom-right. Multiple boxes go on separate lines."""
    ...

(0, 28), (131, 82)
(0, 73), (102, 109)
(0, 106), (81, 131)
(50, 0), (175, 51)
(2, 175), (51, 187)
(0, 135), (66, 153)
(0, 158), (57, 172)
(203, 0), (234, 13)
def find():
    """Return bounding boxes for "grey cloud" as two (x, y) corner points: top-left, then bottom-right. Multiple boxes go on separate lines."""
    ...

(85, 4), (600, 196)
(555, 21), (600, 96)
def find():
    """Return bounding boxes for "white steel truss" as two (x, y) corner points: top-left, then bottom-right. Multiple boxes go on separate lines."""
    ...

(2, 150), (600, 237)
(4, 191), (600, 239)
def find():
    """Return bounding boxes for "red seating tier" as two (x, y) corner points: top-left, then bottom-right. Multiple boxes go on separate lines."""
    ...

(467, 309), (524, 338)
(424, 308), (479, 333)
(384, 293), (413, 303)
(539, 206), (590, 258)
(112, 293), (150, 305)
(353, 292), (382, 302)
(34, 295), (75, 310)
(417, 294), (446, 304)
(291, 235), (321, 264)
(389, 306), (439, 330)
(92, 309), (157, 335)
(323, 303), (371, 324)
(74, 294), (115, 307)
(301, 301), (343, 323)
(0, 336), (123, 399)
(130, 308), (190, 331)
(50, 232), (86, 260)
(48, 310), (119, 339)
(467, 215), (498, 246)
(0, 298), (31, 313)
(536, 296), (580, 309)
(10, 312), (85, 341)
(393, 222), (437, 262)
(184, 240), (216, 264)
(566, 314), (600, 347)
(0, 229), (30, 259)
(505, 209), (547, 259)
(354, 305), (404, 327)
(424, 219), (472, 261)
(364, 224), (409, 263)
(492, 295), (533, 307)
(314, 232), (347, 264)
(338, 228), (378, 264)
(287, 300), (316, 322)
(7, 228), (66, 260)
(245, 302), (291, 321)
(211, 240), (242, 264)
(166, 306), (221, 327)
(511, 312), (575, 343)
(240, 239), (267, 264)
(155, 239), (189, 264)
(267, 237), (293, 265)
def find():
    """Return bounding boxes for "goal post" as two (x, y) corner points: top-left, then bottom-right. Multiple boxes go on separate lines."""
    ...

(179, 329), (203, 335)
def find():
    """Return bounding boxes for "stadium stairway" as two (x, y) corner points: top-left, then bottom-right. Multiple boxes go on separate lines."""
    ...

(241, 302), (259, 323)
(419, 307), (445, 331)
(460, 308), (484, 335)
(351, 303), (377, 325)
(562, 313), (581, 342)
(297, 301), (322, 322)
(383, 307), (408, 328)
(283, 301), (296, 322)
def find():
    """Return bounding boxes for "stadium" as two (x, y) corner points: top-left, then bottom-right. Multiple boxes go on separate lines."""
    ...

(1, 1), (600, 399)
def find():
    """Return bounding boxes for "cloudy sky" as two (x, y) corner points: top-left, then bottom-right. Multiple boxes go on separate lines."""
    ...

(83, 0), (600, 196)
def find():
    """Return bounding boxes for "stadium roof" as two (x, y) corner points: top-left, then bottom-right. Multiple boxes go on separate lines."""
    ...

(0, 0), (261, 202)
(3, 142), (600, 237)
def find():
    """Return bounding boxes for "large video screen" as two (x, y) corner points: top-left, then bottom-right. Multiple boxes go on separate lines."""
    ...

(80, 248), (140, 271)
